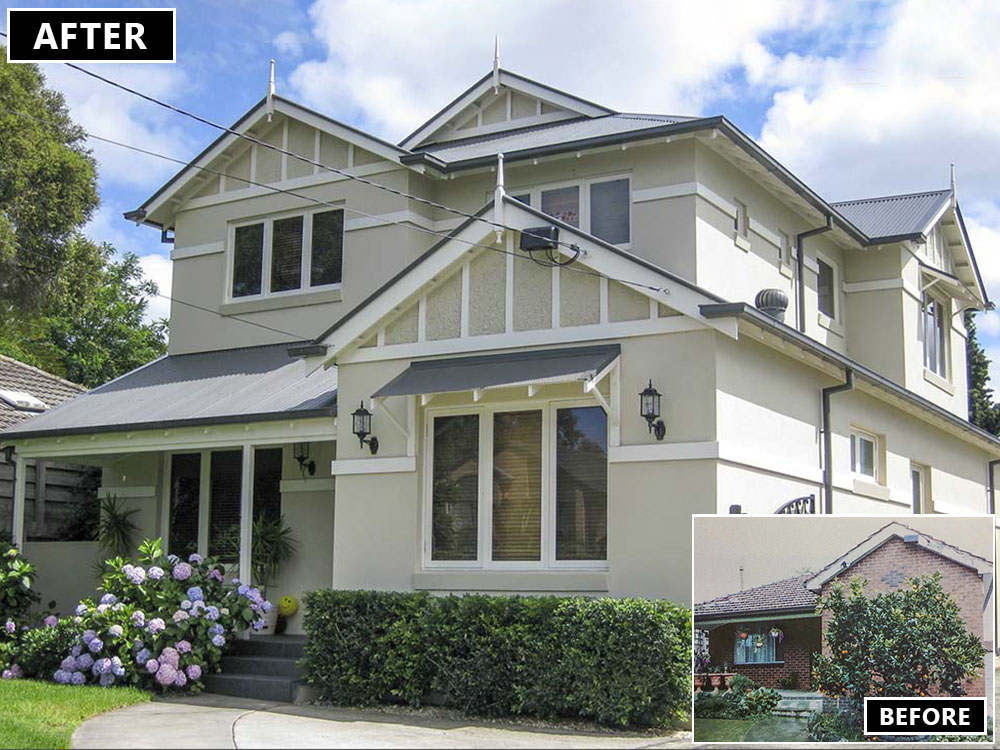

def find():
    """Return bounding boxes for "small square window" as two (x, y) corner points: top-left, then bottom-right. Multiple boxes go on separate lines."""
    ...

(850, 429), (879, 481)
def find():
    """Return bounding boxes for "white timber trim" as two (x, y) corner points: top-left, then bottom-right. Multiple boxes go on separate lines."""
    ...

(197, 450), (210, 558)
(238, 444), (254, 588)
(12, 456), (26, 549)
(460, 260), (471, 338)
(170, 241), (225, 261)
(159, 453), (171, 553)
(97, 485), (156, 499)
(279, 477), (336, 493)
(505, 233), (515, 333)
(372, 396), (415, 457)
(843, 278), (906, 294)
(330, 456), (417, 475)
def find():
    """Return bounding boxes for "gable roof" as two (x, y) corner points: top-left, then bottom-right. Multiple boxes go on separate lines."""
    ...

(805, 522), (992, 591)
(0, 357), (84, 431)
(694, 574), (818, 620)
(832, 189), (952, 243)
(0, 343), (337, 441)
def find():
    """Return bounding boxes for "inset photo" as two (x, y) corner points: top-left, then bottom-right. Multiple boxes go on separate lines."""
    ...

(692, 515), (995, 744)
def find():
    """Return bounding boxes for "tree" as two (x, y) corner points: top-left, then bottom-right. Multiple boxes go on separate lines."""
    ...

(966, 311), (1000, 434)
(0, 45), (99, 310)
(812, 574), (986, 724)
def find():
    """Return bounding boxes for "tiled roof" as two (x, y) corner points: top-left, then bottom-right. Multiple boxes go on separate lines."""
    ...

(0, 356), (85, 430)
(831, 189), (951, 241)
(694, 574), (818, 620)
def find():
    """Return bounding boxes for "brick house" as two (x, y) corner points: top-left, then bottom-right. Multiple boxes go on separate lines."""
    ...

(694, 522), (993, 696)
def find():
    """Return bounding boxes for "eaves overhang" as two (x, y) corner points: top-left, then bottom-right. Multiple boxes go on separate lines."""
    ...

(694, 607), (818, 627)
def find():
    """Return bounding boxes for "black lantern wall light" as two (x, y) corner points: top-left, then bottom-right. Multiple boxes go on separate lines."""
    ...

(351, 402), (379, 455)
(293, 442), (316, 476)
(639, 380), (666, 441)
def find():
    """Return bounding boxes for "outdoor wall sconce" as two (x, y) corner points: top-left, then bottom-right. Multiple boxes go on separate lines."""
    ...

(293, 442), (316, 476)
(351, 402), (379, 455)
(639, 380), (666, 441)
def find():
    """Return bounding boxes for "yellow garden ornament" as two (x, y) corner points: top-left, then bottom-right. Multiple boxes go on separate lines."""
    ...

(278, 596), (298, 617)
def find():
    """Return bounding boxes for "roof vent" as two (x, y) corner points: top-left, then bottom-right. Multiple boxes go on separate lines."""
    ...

(0, 389), (48, 412)
(903, 534), (919, 544)
(754, 288), (789, 323)
(519, 225), (559, 253)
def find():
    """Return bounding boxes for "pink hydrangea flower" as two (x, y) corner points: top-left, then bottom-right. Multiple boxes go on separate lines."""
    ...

(145, 659), (159, 674)
(155, 663), (177, 686)
(172, 610), (189, 623)
(175, 640), (192, 654)
(159, 647), (180, 669)
(172, 562), (193, 581)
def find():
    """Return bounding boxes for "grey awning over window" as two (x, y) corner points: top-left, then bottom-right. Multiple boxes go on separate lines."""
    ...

(372, 345), (620, 399)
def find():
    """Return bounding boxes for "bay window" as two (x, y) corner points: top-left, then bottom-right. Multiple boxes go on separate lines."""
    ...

(230, 208), (344, 299)
(427, 403), (608, 568)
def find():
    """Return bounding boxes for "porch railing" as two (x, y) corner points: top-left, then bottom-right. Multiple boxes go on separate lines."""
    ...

(773, 494), (816, 515)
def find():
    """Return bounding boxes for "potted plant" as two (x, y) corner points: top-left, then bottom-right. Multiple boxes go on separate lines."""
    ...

(249, 515), (298, 634)
(694, 650), (712, 691)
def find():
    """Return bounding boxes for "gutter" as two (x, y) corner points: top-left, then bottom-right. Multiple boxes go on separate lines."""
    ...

(822, 371), (855, 514)
(795, 216), (834, 332)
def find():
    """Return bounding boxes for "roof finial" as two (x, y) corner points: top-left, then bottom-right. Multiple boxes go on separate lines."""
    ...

(950, 162), (957, 196)
(266, 58), (276, 122)
(492, 36), (501, 94)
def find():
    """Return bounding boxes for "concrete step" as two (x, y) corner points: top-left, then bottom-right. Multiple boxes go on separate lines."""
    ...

(203, 672), (314, 704)
(220, 655), (301, 678)
(229, 635), (306, 659)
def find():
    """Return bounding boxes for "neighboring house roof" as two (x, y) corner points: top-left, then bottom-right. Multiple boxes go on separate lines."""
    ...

(832, 189), (952, 243)
(0, 344), (337, 441)
(0, 356), (84, 431)
(805, 521), (993, 591)
(694, 574), (818, 620)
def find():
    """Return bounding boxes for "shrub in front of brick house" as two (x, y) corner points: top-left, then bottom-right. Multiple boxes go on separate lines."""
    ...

(812, 573), (987, 722)
(301, 590), (691, 728)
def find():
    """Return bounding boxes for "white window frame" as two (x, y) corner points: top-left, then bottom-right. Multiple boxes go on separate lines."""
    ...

(421, 397), (609, 571)
(225, 205), (344, 303)
(507, 173), (632, 248)
(850, 428), (880, 483)
(921, 290), (950, 380)
(815, 252), (840, 323)
(734, 199), (749, 239)
(733, 628), (782, 665)
(778, 230), (791, 265)
(910, 462), (929, 514)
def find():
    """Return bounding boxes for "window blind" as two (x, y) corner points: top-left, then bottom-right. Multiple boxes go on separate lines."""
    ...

(232, 223), (264, 297)
(541, 186), (580, 227)
(270, 216), (304, 293)
(555, 406), (607, 560)
(169, 453), (201, 558)
(590, 179), (630, 244)
(431, 414), (480, 561)
(492, 410), (542, 561)
(311, 210), (344, 287)
(208, 450), (242, 563)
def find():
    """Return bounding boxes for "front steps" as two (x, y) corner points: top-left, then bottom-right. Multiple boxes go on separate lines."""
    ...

(204, 635), (315, 704)
(773, 690), (827, 717)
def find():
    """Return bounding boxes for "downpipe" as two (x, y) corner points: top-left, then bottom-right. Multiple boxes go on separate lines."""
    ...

(822, 369), (855, 514)
(795, 215), (834, 332)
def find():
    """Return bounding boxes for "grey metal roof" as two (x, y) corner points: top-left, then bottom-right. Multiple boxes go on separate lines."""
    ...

(0, 357), (85, 430)
(832, 189), (951, 242)
(372, 344), (620, 398)
(415, 114), (693, 164)
(695, 574), (818, 620)
(0, 344), (337, 441)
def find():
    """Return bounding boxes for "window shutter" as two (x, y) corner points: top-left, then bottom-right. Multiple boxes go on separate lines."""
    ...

(590, 179), (630, 244)
(555, 406), (607, 560)
(431, 415), (480, 561)
(232, 223), (264, 297)
(270, 216), (304, 293)
(311, 210), (344, 286)
(208, 450), (243, 563)
(169, 453), (201, 558)
(492, 410), (542, 561)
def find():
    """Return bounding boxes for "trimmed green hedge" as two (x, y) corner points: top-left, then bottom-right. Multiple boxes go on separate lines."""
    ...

(301, 590), (691, 727)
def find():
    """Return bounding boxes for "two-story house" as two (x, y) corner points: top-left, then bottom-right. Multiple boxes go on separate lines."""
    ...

(1, 68), (997, 622)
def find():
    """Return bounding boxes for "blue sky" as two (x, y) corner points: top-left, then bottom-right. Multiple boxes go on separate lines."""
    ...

(4, 0), (1000, 382)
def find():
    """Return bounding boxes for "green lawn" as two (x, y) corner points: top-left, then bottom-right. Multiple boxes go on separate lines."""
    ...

(693, 717), (758, 742)
(0, 680), (149, 750)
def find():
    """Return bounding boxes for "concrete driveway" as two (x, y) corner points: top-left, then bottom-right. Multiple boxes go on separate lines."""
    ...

(71, 694), (692, 749)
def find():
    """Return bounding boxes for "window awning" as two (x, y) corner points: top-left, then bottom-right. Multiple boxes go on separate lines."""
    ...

(371, 344), (621, 399)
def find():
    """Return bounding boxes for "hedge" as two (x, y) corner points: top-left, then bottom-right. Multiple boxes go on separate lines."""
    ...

(301, 590), (691, 727)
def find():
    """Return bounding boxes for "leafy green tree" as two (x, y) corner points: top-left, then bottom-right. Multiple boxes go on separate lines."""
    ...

(966, 311), (1000, 434)
(813, 574), (986, 722)
(0, 46), (99, 309)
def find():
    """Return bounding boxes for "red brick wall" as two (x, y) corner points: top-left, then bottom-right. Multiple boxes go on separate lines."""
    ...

(820, 536), (988, 697)
(708, 618), (821, 688)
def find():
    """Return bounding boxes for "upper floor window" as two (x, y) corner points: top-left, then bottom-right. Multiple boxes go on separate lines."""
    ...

(850, 428), (879, 482)
(510, 175), (631, 246)
(778, 230), (791, 266)
(817, 258), (836, 319)
(230, 208), (344, 299)
(734, 199), (749, 239)
(922, 293), (948, 377)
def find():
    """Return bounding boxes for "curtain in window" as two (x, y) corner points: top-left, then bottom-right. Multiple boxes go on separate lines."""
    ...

(555, 406), (607, 560)
(169, 453), (201, 558)
(432, 415), (480, 561)
(208, 450), (242, 563)
(311, 210), (344, 287)
(492, 411), (542, 561)
(232, 223), (264, 297)
(270, 216), (304, 293)
(590, 179), (630, 244)
(541, 186), (580, 227)
(734, 631), (779, 664)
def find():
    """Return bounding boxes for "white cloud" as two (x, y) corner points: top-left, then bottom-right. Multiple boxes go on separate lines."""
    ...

(138, 252), (173, 323)
(288, 0), (825, 140)
(274, 30), (304, 59)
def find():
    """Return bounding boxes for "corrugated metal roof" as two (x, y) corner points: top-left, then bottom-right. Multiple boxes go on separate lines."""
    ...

(0, 357), (85, 430)
(417, 114), (693, 164)
(694, 574), (818, 620)
(0, 344), (337, 440)
(832, 190), (951, 241)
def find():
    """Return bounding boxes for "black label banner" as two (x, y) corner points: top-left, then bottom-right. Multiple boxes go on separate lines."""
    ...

(864, 697), (987, 736)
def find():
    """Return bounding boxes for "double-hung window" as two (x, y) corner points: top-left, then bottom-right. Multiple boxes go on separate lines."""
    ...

(427, 402), (608, 568)
(509, 175), (631, 246)
(850, 429), (879, 482)
(230, 208), (344, 299)
(817, 258), (836, 319)
(734, 628), (782, 664)
(922, 293), (948, 378)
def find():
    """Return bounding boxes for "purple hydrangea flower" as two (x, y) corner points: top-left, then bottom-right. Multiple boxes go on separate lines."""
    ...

(148, 566), (165, 580)
(186, 664), (202, 681)
(252, 618), (264, 631)
(4, 620), (15, 635)
(76, 654), (94, 671)
(176, 640), (192, 654)
(260, 600), (272, 614)
(82, 630), (97, 644)
(180, 600), (192, 611)
(237, 584), (249, 596)
(173, 670), (187, 687)
(212, 634), (225, 648)
(75, 604), (88, 616)
(209, 624), (224, 636)
(87, 638), (104, 654)
(186, 586), (204, 602)
(53, 669), (71, 684)
(94, 658), (112, 675)
(205, 606), (220, 622)
(191, 600), (206, 615)
(172, 562), (193, 581)
(167, 554), (180, 565)
(1, 670), (13, 680)
(131, 611), (145, 627)
(145, 659), (159, 674)
(111, 657), (125, 677)
(155, 663), (177, 686)
(126, 566), (146, 585)
(159, 647), (180, 668)
(99, 672), (115, 687)
(44, 615), (58, 628)
(108, 625), (123, 639)
(136, 648), (151, 663)
(188, 553), (202, 564)
(70, 671), (86, 685)
(172, 610), (189, 623)
(71, 645), (82, 657)
(60, 656), (76, 671)
(99, 593), (117, 606)
(96, 604), (110, 615)
(147, 618), (166, 635)
(209, 569), (223, 582)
